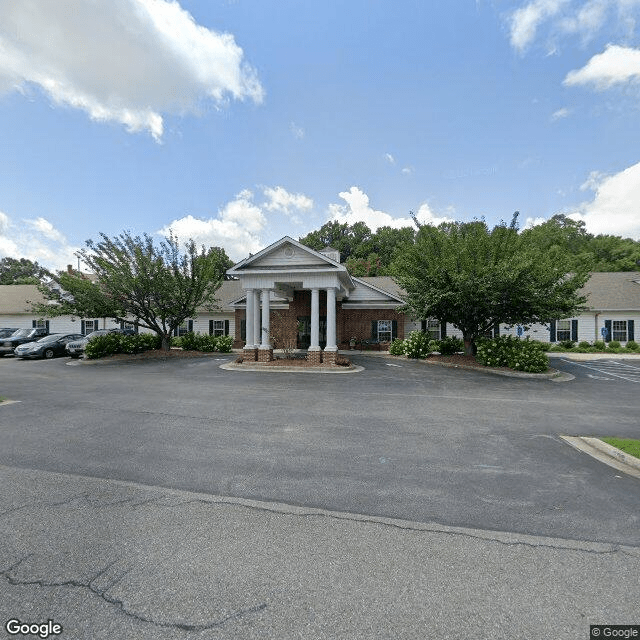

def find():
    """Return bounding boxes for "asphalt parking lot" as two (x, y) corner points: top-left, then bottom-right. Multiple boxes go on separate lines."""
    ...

(1, 354), (639, 639)
(0, 353), (638, 545)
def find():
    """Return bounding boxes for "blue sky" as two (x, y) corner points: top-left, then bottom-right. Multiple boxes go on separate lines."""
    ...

(1, 0), (639, 270)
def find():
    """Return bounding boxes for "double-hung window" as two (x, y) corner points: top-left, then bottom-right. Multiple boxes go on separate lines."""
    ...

(425, 319), (440, 340)
(211, 320), (226, 336)
(377, 320), (392, 342)
(556, 319), (571, 342)
(612, 320), (628, 342)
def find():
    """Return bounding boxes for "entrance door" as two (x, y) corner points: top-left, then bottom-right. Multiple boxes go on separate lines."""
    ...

(297, 316), (326, 349)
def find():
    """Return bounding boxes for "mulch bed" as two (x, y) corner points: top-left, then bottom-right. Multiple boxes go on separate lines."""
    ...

(235, 356), (352, 368)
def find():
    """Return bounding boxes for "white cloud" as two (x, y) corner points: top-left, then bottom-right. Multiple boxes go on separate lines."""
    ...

(327, 187), (453, 231)
(564, 44), (640, 89)
(290, 122), (305, 139)
(508, 0), (640, 52)
(401, 167), (414, 175)
(566, 161), (640, 238)
(0, 0), (263, 141)
(159, 190), (266, 261)
(263, 186), (313, 217)
(384, 153), (396, 164)
(0, 210), (79, 271)
(509, 0), (569, 53)
(551, 106), (571, 120)
(524, 216), (548, 228)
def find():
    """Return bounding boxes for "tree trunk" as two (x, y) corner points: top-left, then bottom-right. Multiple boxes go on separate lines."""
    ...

(463, 337), (475, 356)
(161, 333), (171, 352)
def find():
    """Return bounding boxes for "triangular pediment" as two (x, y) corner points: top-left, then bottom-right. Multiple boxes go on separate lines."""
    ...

(228, 237), (343, 274)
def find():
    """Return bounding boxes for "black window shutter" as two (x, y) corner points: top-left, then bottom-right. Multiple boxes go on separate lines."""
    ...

(224, 320), (229, 336)
(188, 320), (193, 332)
(45, 320), (50, 332)
(240, 319), (246, 341)
(549, 320), (556, 342)
(81, 320), (86, 335)
(494, 325), (500, 338)
(421, 320), (426, 332)
(392, 320), (398, 340)
(571, 319), (578, 342)
(32, 320), (36, 328)
(371, 321), (377, 340)
(209, 320), (213, 335)
(95, 319), (99, 330)
(628, 320), (635, 342)
(440, 321), (447, 338)
(173, 327), (178, 337)
(604, 319), (612, 342)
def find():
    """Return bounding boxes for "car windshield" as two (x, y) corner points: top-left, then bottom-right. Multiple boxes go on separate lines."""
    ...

(86, 330), (110, 338)
(36, 334), (63, 343)
(11, 329), (32, 338)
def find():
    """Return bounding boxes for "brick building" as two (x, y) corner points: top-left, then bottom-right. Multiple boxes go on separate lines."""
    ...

(227, 236), (406, 363)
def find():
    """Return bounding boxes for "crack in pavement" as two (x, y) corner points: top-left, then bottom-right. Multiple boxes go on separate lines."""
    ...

(1, 555), (268, 632)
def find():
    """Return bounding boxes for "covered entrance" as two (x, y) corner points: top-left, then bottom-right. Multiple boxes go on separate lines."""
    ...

(227, 237), (355, 363)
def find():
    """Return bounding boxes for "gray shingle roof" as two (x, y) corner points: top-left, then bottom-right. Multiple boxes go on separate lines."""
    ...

(580, 272), (640, 310)
(0, 285), (46, 314)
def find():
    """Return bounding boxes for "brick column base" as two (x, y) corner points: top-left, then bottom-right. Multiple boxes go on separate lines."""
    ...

(258, 348), (273, 362)
(307, 349), (323, 364)
(322, 350), (337, 365)
(243, 347), (258, 362)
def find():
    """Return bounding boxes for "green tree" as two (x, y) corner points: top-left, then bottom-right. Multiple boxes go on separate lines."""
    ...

(299, 221), (372, 261)
(36, 232), (230, 351)
(32, 270), (125, 320)
(0, 257), (52, 284)
(394, 214), (589, 355)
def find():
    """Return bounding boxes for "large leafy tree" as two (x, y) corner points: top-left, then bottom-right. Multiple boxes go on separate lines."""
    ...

(393, 214), (590, 355)
(299, 221), (373, 261)
(0, 257), (52, 284)
(35, 232), (230, 351)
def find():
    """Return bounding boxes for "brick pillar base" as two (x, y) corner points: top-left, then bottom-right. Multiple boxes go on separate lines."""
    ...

(243, 347), (258, 362)
(322, 350), (337, 365)
(307, 349), (323, 364)
(258, 348), (273, 362)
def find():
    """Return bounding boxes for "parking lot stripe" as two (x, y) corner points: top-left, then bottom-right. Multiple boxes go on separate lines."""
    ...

(561, 359), (640, 384)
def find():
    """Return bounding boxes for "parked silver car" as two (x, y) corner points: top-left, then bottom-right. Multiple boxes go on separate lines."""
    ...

(14, 333), (84, 359)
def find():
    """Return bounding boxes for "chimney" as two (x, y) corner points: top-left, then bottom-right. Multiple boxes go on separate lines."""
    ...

(67, 264), (73, 274)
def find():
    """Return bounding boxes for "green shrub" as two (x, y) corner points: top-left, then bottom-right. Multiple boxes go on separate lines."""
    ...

(84, 332), (161, 359)
(608, 340), (621, 349)
(578, 341), (591, 349)
(559, 340), (575, 349)
(389, 338), (406, 355)
(403, 330), (432, 359)
(436, 336), (464, 355)
(178, 331), (200, 351)
(215, 335), (233, 352)
(625, 340), (639, 351)
(593, 340), (606, 351)
(475, 335), (549, 373)
(531, 341), (551, 352)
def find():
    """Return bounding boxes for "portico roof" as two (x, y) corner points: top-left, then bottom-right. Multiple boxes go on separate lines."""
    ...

(226, 236), (355, 294)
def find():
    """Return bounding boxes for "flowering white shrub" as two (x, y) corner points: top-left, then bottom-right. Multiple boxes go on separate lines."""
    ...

(475, 336), (548, 373)
(403, 331), (435, 359)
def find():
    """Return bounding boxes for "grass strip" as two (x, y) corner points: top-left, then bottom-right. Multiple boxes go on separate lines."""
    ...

(601, 437), (640, 460)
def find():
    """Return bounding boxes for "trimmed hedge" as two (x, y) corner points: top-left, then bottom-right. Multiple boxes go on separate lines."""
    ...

(173, 332), (234, 353)
(85, 333), (162, 359)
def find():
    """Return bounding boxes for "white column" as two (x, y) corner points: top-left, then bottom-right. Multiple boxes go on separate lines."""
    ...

(260, 288), (271, 349)
(253, 289), (261, 348)
(309, 288), (320, 351)
(244, 288), (254, 348)
(325, 287), (337, 351)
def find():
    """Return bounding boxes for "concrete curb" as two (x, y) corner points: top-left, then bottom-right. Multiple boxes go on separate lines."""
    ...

(220, 362), (364, 374)
(549, 352), (640, 360)
(560, 436), (640, 480)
